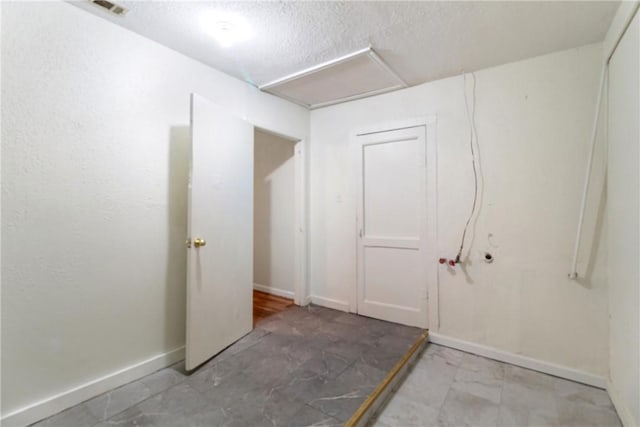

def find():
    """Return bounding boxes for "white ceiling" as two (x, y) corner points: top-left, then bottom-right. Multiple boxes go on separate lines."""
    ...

(71, 1), (619, 90)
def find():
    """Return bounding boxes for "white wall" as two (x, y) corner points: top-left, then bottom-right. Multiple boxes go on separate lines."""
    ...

(606, 4), (640, 426)
(309, 43), (609, 377)
(253, 129), (296, 296)
(1, 1), (308, 424)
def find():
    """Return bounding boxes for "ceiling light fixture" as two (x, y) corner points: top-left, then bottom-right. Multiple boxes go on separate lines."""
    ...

(201, 11), (252, 48)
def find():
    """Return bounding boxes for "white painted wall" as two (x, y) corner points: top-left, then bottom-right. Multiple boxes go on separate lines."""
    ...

(253, 129), (296, 296)
(605, 4), (640, 426)
(309, 43), (609, 377)
(1, 1), (308, 423)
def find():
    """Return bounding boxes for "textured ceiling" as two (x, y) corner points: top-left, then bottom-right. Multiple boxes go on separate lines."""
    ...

(71, 1), (619, 89)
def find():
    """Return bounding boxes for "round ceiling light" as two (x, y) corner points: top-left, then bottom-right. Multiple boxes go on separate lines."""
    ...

(201, 11), (252, 48)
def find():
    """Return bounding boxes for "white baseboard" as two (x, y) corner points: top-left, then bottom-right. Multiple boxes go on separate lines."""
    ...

(428, 333), (606, 389)
(310, 295), (350, 312)
(253, 283), (295, 299)
(1, 346), (185, 427)
(607, 380), (638, 427)
(301, 295), (312, 306)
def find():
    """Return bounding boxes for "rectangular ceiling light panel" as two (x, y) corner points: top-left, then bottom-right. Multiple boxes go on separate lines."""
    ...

(259, 48), (407, 109)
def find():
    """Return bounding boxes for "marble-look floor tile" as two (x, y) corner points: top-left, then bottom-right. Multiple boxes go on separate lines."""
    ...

(242, 350), (314, 388)
(95, 405), (157, 427)
(257, 317), (306, 336)
(369, 417), (394, 427)
(373, 321), (423, 341)
(458, 353), (506, 381)
(141, 366), (186, 395)
(304, 305), (342, 323)
(31, 404), (99, 427)
(376, 392), (440, 427)
(131, 383), (210, 427)
(232, 388), (341, 427)
(198, 371), (264, 413)
(503, 364), (555, 391)
(274, 369), (336, 404)
(437, 388), (500, 427)
(553, 377), (615, 409)
(298, 350), (352, 380)
(497, 404), (560, 427)
(287, 404), (343, 427)
(422, 343), (466, 367)
(35, 306), (422, 427)
(321, 337), (372, 362)
(376, 332), (416, 351)
(333, 312), (375, 327)
(307, 362), (386, 422)
(289, 315), (328, 336)
(375, 345), (625, 427)
(300, 330), (343, 353)
(182, 406), (250, 427)
(450, 354), (505, 405)
(358, 341), (410, 372)
(212, 327), (271, 364)
(338, 360), (387, 389)
(317, 321), (380, 346)
(249, 332), (315, 363)
(397, 352), (458, 409)
(272, 305), (316, 324)
(84, 380), (153, 421)
(185, 357), (242, 393)
(451, 365), (503, 404)
(556, 399), (622, 427)
(498, 381), (558, 427)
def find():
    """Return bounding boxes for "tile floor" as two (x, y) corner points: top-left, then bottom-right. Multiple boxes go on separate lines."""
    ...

(32, 305), (422, 427)
(371, 343), (622, 427)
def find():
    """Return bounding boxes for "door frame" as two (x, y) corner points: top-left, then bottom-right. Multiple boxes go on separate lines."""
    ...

(350, 116), (438, 329)
(252, 126), (309, 307)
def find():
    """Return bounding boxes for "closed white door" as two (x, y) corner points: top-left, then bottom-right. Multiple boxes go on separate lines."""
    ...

(356, 126), (428, 328)
(186, 94), (254, 370)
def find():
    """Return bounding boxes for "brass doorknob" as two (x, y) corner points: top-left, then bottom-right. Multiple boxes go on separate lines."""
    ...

(194, 238), (206, 248)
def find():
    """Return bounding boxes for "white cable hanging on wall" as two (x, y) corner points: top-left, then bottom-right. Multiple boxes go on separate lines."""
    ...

(456, 72), (481, 264)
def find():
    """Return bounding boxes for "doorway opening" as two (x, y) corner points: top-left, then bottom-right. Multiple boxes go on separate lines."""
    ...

(253, 128), (302, 326)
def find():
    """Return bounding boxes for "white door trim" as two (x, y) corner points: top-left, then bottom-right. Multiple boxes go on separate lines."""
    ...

(293, 139), (308, 306)
(350, 116), (438, 328)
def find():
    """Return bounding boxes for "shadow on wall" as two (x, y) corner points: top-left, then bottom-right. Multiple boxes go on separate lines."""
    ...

(254, 170), (272, 289)
(165, 126), (190, 349)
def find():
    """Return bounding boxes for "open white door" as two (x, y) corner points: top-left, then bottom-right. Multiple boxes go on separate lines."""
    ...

(186, 94), (253, 370)
(356, 126), (428, 328)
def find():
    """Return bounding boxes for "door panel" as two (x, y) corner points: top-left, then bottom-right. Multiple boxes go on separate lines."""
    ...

(356, 127), (428, 328)
(363, 247), (422, 309)
(363, 139), (421, 238)
(186, 94), (253, 370)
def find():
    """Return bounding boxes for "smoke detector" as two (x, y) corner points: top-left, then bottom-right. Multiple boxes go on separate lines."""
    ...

(89, 0), (129, 16)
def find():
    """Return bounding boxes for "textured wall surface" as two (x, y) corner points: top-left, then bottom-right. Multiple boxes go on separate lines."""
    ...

(1, 1), (308, 416)
(253, 130), (296, 294)
(309, 43), (609, 376)
(606, 6), (640, 426)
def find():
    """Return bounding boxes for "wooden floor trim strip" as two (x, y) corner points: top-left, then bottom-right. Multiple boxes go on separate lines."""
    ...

(344, 330), (430, 427)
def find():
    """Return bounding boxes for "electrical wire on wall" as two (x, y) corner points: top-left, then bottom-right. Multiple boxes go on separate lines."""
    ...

(455, 72), (480, 263)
